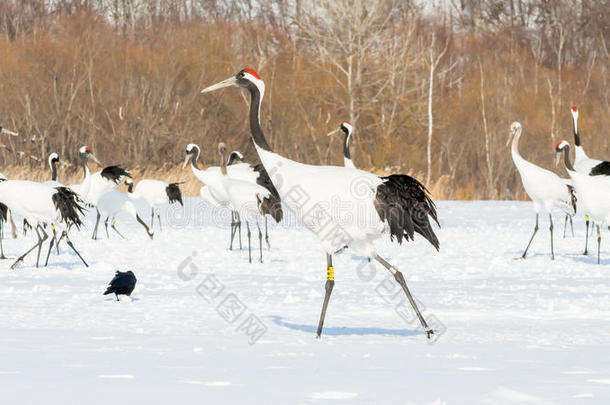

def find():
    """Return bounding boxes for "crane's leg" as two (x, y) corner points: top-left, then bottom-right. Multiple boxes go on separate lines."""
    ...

(23, 219), (30, 236)
(65, 231), (88, 267)
(104, 217), (110, 239)
(563, 215), (568, 238)
(11, 225), (45, 269)
(35, 226), (49, 268)
(235, 211), (242, 250)
(316, 254), (335, 338)
(136, 214), (154, 239)
(44, 227), (58, 266)
(92, 208), (101, 240)
(522, 214), (539, 259)
(246, 221), (252, 263)
(0, 220), (6, 259)
(374, 254), (434, 339)
(584, 216), (590, 255)
(596, 224), (602, 265)
(110, 218), (125, 239)
(156, 209), (162, 232)
(229, 211), (237, 250)
(549, 214), (555, 260)
(265, 216), (270, 250)
(150, 207), (155, 231)
(569, 216), (574, 237)
(115, 293), (120, 302)
(256, 218), (263, 263)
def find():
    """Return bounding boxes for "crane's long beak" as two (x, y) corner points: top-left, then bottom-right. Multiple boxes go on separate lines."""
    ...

(182, 154), (191, 169)
(554, 151), (562, 167)
(506, 131), (515, 147)
(326, 128), (341, 137)
(89, 153), (101, 165)
(0, 127), (18, 136)
(201, 76), (237, 93)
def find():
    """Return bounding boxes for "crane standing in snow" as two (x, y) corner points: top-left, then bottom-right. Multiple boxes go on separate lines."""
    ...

(124, 178), (183, 231)
(202, 68), (440, 338)
(556, 141), (610, 264)
(508, 122), (576, 260)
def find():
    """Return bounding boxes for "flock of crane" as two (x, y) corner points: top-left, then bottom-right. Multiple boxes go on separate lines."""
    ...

(0, 68), (608, 339)
(510, 106), (610, 264)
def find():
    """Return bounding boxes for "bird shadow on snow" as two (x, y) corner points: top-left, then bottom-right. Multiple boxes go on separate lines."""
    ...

(269, 316), (421, 337)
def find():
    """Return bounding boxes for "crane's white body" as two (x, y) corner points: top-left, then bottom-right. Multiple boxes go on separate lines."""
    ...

(128, 179), (172, 206)
(257, 147), (385, 256)
(566, 171), (610, 225)
(189, 150), (259, 207)
(511, 127), (575, 216)
(0, 180), (66, 229)
(84, 171), (121, 206)
(68, 165), (92, 200)
(221, 175), (270, 222)
(97, 191), (140, 223)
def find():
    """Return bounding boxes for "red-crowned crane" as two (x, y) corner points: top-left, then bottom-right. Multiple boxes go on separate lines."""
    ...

(556, 141), (610, 264)
(570, 107), (602, 254)
(96, 190), (154, 240)
(124, 178), (183, 231)
(0, 181), (87, 269)
(217, 142), (270, 263)
(508, 122), (576, 260)
(202, 68), (439, 339)
(184, 143), (282, 250)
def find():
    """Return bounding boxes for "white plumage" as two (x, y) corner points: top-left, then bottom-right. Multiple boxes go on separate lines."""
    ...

(201, 68), (439, 339)
(124, 178), (183, 231)
(509, 121), (576, 260)
(0, 180), (86, 268)
(557, 140), (610, 264)
(96, 190), (154, 239)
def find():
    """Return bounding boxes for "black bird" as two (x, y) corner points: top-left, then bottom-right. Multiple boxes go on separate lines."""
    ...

(103, 271), (137, 301)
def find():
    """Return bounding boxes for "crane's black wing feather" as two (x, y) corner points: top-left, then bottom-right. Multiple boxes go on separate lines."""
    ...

(165, 183), (183, 206)
(52, 187), (85, 229)
(253, 163), (283, 223)
(590, 161), (610, 176)
(101, 166), (131, 184)
(374, 174), (440, 250)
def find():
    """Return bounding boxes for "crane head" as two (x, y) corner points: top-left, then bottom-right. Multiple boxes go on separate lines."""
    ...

(506, 121), (522, 146)
(571, 106), (578, 120)
(79, 145), (100, 165)
(201, 68), (265, 96)
(183, 143), (200, 169)
(555, 140), (570, 167)
(218, 142), (227, 156)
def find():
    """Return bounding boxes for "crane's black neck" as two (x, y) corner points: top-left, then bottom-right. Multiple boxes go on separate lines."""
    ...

(227, 152), (241, 166)
(561, 145), (575, 172)
(191, 147), (201, 170)
(573, 120), (581, 147)
(247, 83), (272, 152)
(80, 154), (89, 178)
(342, 129), (352, 160)
(51, 160), (57, 181)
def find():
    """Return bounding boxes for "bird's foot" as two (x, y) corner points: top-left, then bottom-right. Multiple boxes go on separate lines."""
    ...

(425, 328), (435, 339)
(10, 258), (23, 270)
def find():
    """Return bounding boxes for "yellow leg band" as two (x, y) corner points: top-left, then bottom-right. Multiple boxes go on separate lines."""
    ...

(585, 215), (590, 221)
(327, 266), (334, 281)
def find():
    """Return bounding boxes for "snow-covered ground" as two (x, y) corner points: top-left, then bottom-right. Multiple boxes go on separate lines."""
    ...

(1, 199), (609, 404)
